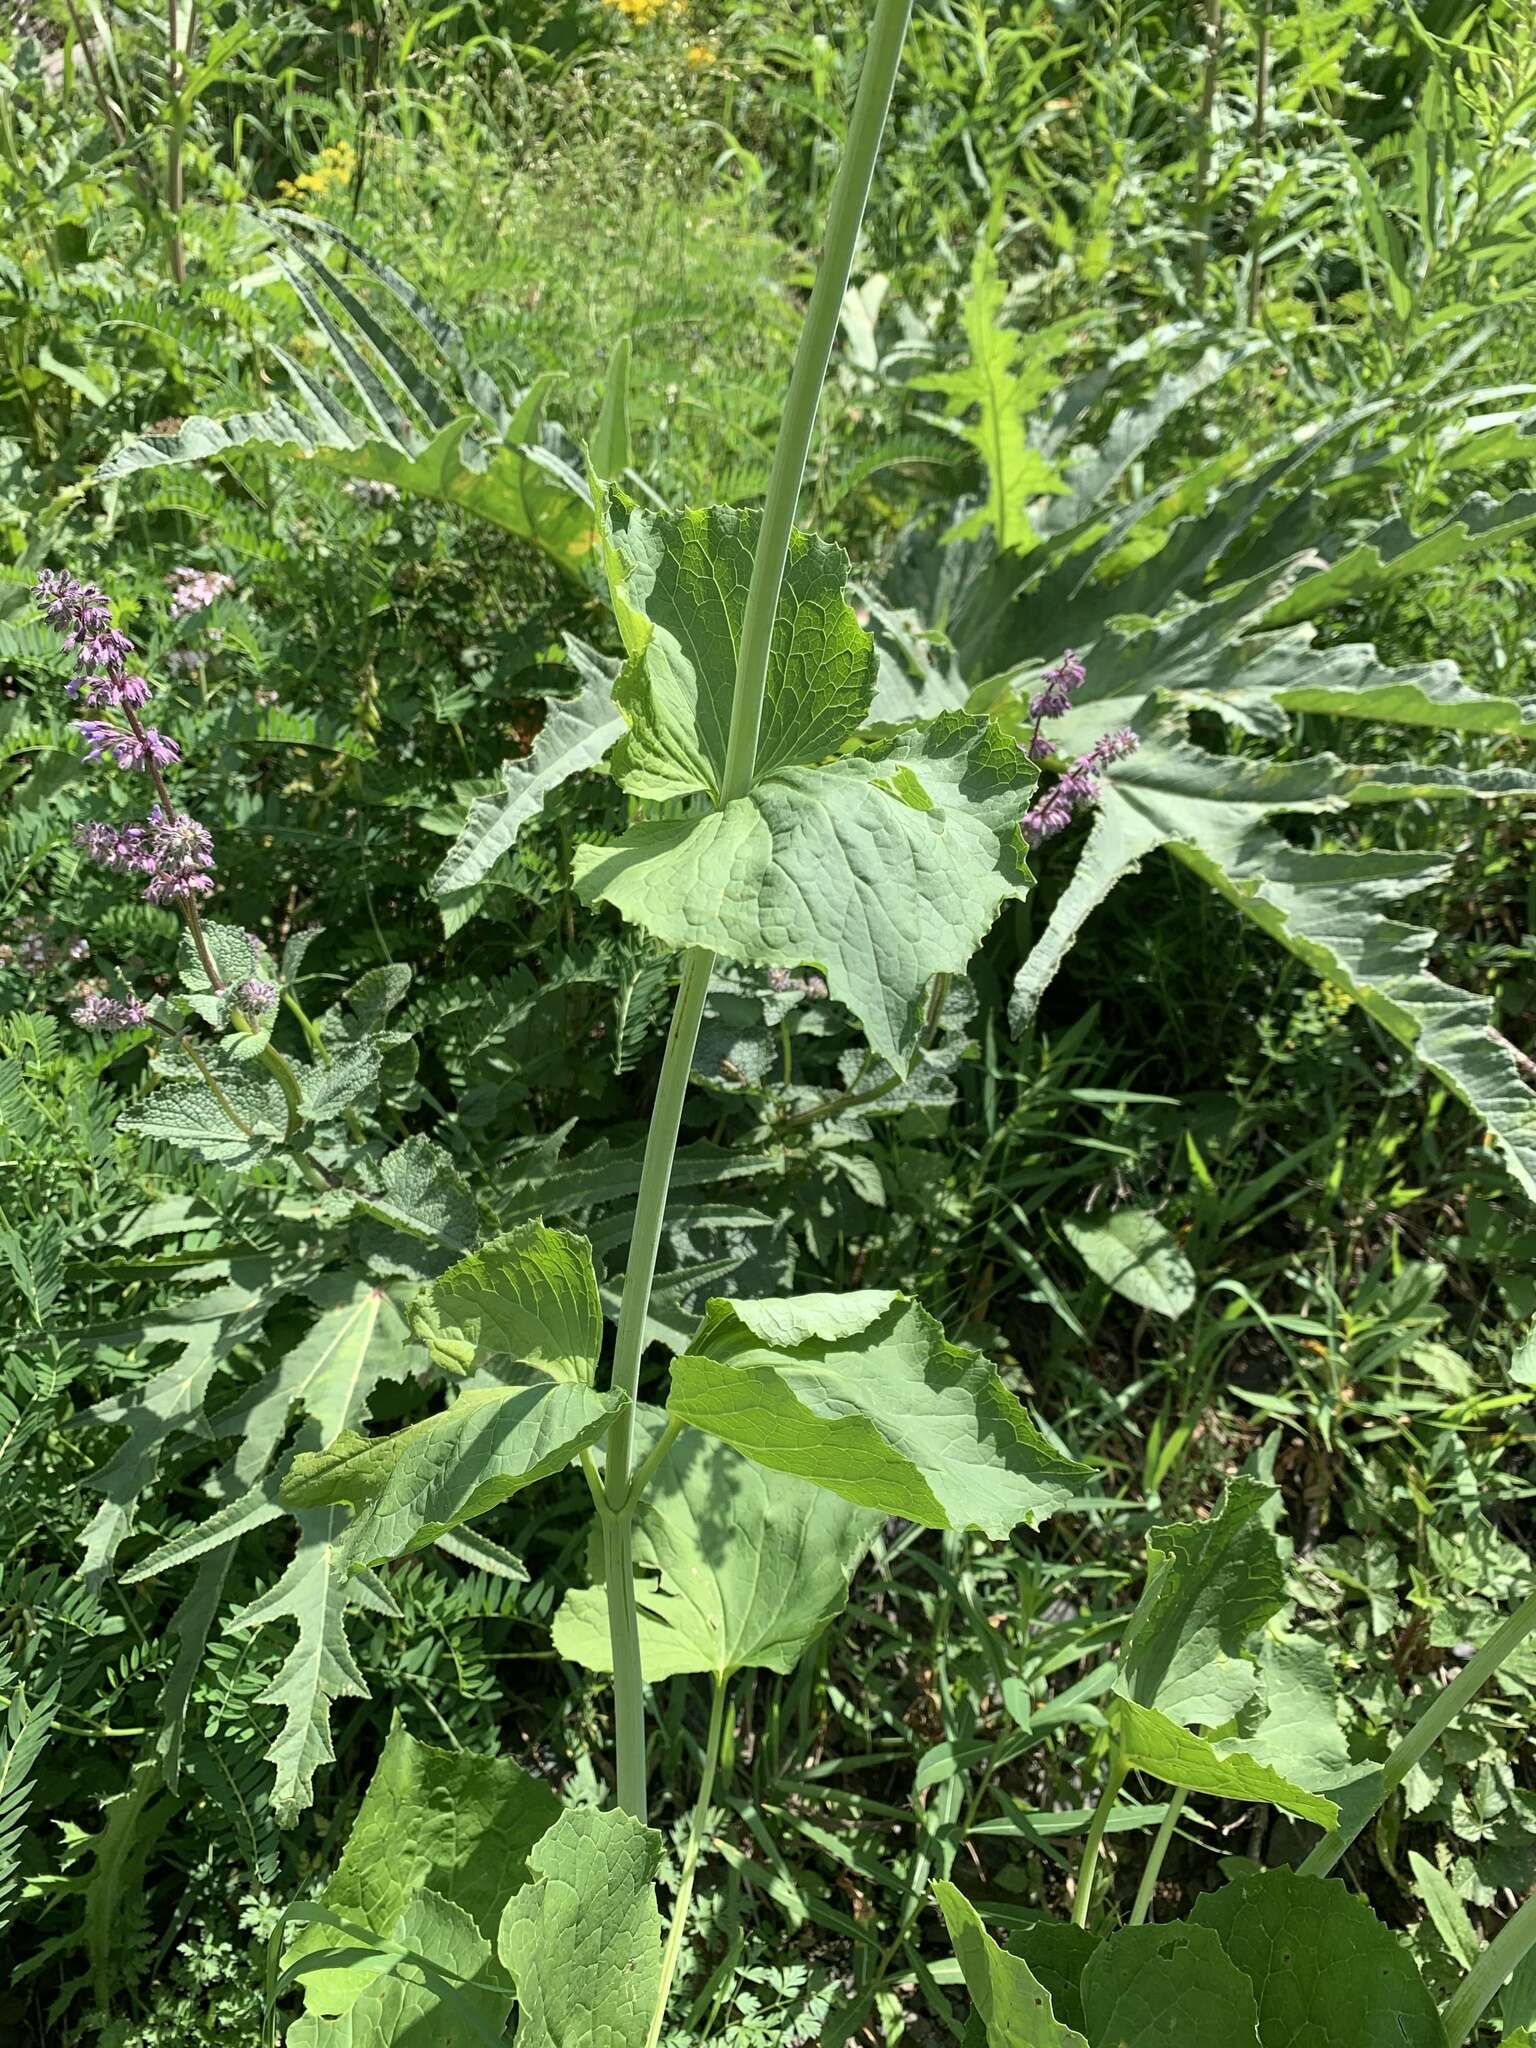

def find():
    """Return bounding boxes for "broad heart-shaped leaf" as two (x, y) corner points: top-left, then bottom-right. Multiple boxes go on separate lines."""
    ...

(1191, 1870), (1447, 2047)
(599, 490), (876, 801)
(282, 1382), (620, 1565)
(1082, 1924), (1261, 2047)
(227, 1506), (388, 1825)
(287, 1718), (557, 2017)
(665, 1292), (1092, 1537)
(576, 713), (1034, 1070)
(497, 1806), (663, 2048)
(287, 1888), (510, 2048)
(552, 1409), (880, 1681)
(935, 1882), (1090, 2047)
(1118, 1477), (1284, 1727)
(1113, 1698), (1338, 1828)
(1061, 1210), (1195, 1319)
(407, 1223), (604, 1384)
(431, 639), (624, 904)
(1230, 1630), (1351, 1792)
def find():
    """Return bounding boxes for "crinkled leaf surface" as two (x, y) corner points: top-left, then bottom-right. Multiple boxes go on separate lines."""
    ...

(357, 1136), (479, 1251)
(553, 1409), (879, 1680)
(283, 1382), (619, 1565)
(407, 1223), (604, 1383)
(1115, 1698), (1338, 1827)
(666, 1292), (1091, 1537)
(1081, 1924), (1261, 2048)
(1190, 1869), (1447, 2047)
(1118, 1477), (1284, 1727)
(117, 1070), (288, 1167)
(577, 713), (1033, 1069)
(496, 1805), (663, 2048)
(1061, 1210), (1195, 1319)
(431, 639), (624, 901)
(287, 1888), (509, 2048)
(288, 1719), (557, 2015)
(599, 491), (875, 801)
(935, 1882), (1090, 2047)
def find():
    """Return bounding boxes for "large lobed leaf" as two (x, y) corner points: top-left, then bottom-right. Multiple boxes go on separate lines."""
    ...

(553, 1409), (880, 1681)
(578, 712), (1035, 1070)
(666, 1291), (1091, 1537)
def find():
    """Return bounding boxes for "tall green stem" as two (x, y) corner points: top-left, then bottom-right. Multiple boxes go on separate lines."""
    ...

(643, 1677), (730, 2048)
(1130, 1786), (1187, 1926)
(598, 0), (914, 1825)
(1072, 1754), (1127, 1929)
(1300, 1584), (1536, 1879)
(1443, 1890), (1536, 2048)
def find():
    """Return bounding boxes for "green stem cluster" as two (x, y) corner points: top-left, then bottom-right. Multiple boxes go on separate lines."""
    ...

(597, 0), (915, 1827)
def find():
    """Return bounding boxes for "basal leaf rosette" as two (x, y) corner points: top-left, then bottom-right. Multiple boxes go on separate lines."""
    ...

(665, 1291), (1092, 1538)
(578, 712), (1035, 1070)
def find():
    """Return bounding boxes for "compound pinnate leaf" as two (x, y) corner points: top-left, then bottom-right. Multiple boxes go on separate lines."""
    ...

(408, 1222), (604, 1384)
(287, 1887), (510, 2048)
(577, 713), (1033, 1069)
(431, 639), (625, 900)
(935, 1882), (1089, 2047)
(1081, 1924), (1261, 2048)
(666, 1292), (1091, 1537)
(1061, 1210), (1195, 1319)
(287, 1719), (557, 2016)
(553, 1411), (880, 1681)
(497, 1805), (664, 2048)
(1190, 1869), (1447, 2047)
(1118, 1477), (1284, 1728)
(1114, 1698), (1339, 1828)
(600, 490), (875, 801)
(283, 1383), (620, 1565)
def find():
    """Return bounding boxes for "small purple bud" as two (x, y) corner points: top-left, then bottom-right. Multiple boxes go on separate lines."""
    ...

(235, 977), (278, 1012)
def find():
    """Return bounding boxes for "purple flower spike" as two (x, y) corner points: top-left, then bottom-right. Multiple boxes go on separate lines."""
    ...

(167, 566), (235, 617)
(35, 570), (149, 713)
(74, 720), (180, 771)
(1027, 732), (1055, 762)
(1029, 649), (1087, 722)
(1085, 726), (1139, 769)
(72, 991), (150, 1032)
(235, 977), (278, 1012)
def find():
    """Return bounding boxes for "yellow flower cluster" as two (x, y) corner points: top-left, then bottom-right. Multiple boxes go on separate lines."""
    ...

(276, 141), (357, 204)
(601, 0), (680, 23)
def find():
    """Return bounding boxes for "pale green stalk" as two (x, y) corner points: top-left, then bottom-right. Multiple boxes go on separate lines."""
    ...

(1301, 1584), (1536, 1879)
(1129, 1786), (1187, 1926)
(1072, 1754), (1127, 1929)
(1442, 1890), (1536, 2047)
(598, 0), (914, 1824)
(643, 1677), (730, 2048)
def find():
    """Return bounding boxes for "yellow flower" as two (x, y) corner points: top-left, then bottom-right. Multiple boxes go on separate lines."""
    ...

(686, 41), (715, 64)
(601, 0), (680, 23)
(275, 141), (357, 204)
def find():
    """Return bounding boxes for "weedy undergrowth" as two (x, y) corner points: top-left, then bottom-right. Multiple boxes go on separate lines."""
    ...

(17, 4), (1536, 2046)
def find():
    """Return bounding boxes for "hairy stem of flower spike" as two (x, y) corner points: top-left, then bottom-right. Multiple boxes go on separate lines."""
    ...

(598, 0), (914, 1826)
(1442, 1888), (1536, 2047)
(1299, 1582), (1536, 1880)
